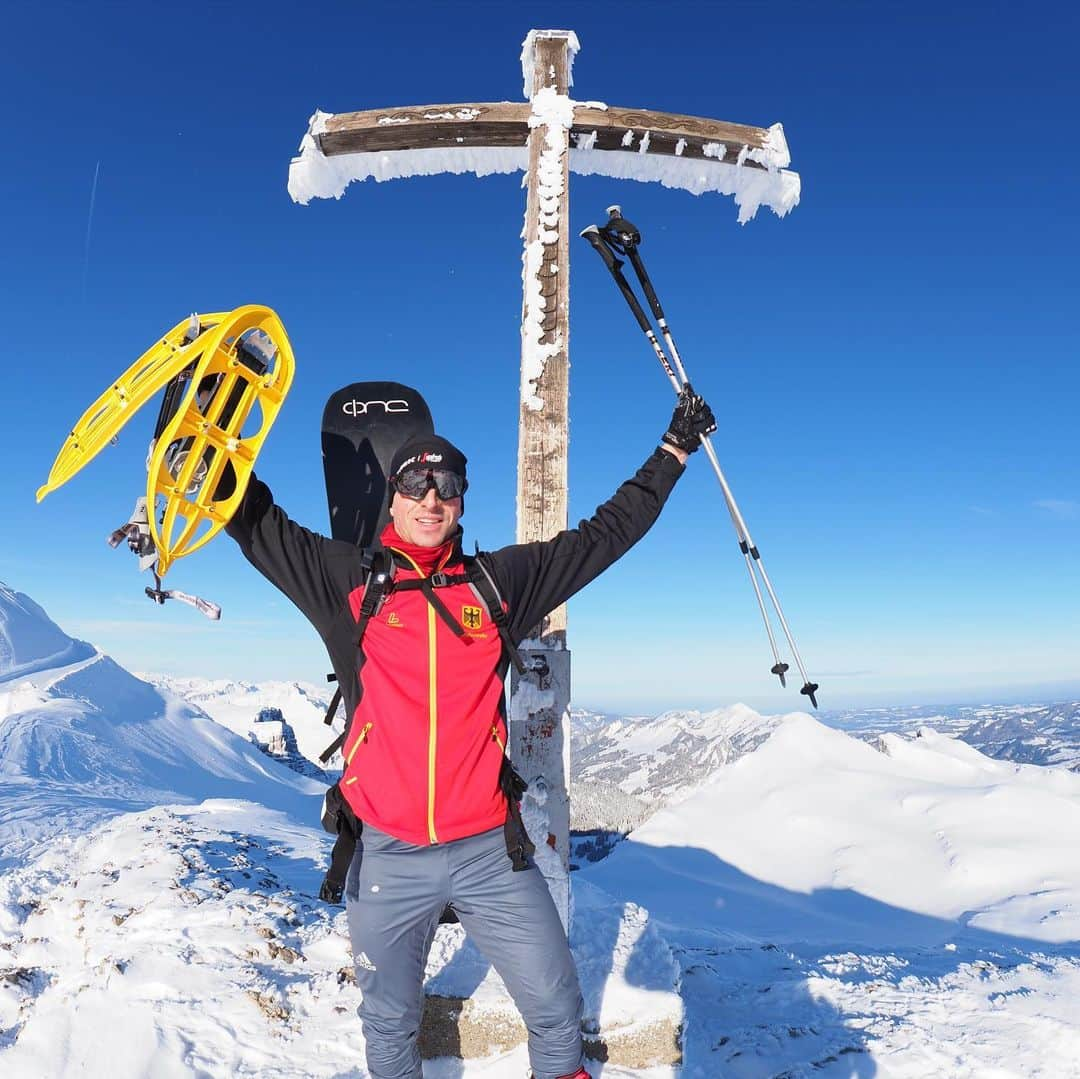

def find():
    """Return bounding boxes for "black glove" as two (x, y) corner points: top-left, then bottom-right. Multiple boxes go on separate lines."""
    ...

(662, 383), (717, 454)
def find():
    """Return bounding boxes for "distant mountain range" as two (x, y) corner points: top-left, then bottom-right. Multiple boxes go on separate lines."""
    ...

(826, 700), (1080, 771)
(568, 704), (786, 832)
(567, 698), (1080, 832)
(139, 673), (1080, 836)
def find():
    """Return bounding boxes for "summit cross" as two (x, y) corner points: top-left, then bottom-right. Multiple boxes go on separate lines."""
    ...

(288, 29), (800, 923)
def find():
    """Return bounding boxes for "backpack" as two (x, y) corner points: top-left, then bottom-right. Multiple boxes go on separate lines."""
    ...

(316, 549), (535, 905)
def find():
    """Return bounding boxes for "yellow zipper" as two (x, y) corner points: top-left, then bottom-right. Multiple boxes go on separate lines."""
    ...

(491, 724), (506, 754)
(427, 600), (439, 844)
(345, 721), (374, 766)
(389, 544), (448, 846)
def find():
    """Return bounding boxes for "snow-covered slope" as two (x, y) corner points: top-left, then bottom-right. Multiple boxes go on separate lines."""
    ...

(589, 715), (1080, 943)
(583, 714), (1080, 1076)
(0, 586), (322, 871)
(571, 697), (1080, 835)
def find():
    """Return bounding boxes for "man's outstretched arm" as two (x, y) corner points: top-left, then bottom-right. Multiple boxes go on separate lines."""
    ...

(226, 475), (360, 634)
(488, 387), (715, 640)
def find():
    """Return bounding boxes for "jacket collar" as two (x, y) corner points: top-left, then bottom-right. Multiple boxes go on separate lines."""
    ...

(380, 522), (462, 576)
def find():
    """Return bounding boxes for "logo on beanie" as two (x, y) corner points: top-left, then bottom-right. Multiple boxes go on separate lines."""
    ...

(396, 451), (443, 474)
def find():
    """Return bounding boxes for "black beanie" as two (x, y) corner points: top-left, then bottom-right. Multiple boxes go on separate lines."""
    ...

(389, 434), (468, 484)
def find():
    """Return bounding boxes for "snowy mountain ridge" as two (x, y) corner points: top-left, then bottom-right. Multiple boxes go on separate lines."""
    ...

(0, 584), (96, 684)
(0, 583), (322, 871)
(569, 702), (787, 830)
(582, 712), (1080, 1073)
(567, 697), (1080, 834)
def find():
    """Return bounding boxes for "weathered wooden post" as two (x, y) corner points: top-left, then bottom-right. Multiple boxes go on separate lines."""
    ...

(511, 30), (574, 929)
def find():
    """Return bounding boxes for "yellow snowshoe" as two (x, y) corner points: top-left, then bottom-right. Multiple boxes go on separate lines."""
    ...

(38, 304), (295, 583)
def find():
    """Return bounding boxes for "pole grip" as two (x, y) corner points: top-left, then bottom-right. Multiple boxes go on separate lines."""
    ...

(627, 247), (666, 323)
(581, 227), (653, 335)
(581, 225), (620, 271)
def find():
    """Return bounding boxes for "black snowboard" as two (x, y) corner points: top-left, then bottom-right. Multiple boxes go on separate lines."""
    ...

(321, 382), (434, 547)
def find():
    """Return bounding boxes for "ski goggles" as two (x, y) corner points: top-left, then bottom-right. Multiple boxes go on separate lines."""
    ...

(390, 467), (467, 501)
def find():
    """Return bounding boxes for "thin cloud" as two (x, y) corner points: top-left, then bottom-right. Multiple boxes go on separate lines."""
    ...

(81, 160), (101, 303)
(1034, 499), (1080, 520)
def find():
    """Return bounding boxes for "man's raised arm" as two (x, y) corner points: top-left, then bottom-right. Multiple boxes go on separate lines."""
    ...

(487, 387), (715, 641)
(226, 475), (361, 635)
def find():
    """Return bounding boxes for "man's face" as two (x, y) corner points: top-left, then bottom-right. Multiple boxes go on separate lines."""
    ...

(390, 481), (462, 548)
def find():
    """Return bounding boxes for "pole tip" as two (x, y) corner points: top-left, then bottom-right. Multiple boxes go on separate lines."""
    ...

(800, 682), (820, 709)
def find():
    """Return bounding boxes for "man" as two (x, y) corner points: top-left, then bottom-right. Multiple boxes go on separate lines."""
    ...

(226, 386), (715, 1079)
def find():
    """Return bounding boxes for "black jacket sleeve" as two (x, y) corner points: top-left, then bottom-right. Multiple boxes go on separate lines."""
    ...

(486, 447), (685, 642)
(225, 475), (362, 636)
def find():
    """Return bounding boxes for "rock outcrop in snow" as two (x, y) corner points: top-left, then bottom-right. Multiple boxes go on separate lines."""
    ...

(249, 708), (332, 782)
(143, 674), (341, 770)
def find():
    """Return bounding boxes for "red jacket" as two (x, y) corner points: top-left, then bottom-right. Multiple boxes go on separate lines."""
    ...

(339, 525), (508, 844)
(227, 448), (684, 845)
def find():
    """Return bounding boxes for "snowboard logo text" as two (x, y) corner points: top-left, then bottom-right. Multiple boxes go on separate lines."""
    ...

(342, 399), (410, 417)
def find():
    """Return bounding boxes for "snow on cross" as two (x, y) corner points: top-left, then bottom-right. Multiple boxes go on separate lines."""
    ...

(285, 29), (799, 944)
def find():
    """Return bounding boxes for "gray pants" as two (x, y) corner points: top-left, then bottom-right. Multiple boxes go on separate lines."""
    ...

(345, 823), (584, 1079)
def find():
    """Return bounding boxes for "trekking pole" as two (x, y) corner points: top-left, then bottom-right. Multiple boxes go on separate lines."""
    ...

(580, 224), (786, 685)
(581, 224), (794, 695)
(581, 214), (818, 707)
(600, 207), (816, 703)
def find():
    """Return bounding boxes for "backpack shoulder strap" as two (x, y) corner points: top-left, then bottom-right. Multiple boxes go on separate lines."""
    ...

(318, 549), (387, 764)
(464, 552), (528, 675)
(354, 548), (390, 646)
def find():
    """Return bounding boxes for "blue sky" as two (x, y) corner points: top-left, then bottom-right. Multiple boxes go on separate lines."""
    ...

(3, 1), (1078, 713)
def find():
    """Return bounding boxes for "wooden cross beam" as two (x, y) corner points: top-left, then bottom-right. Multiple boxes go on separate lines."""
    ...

(288, 29), (799, 930)
(316, 103), (784, 171)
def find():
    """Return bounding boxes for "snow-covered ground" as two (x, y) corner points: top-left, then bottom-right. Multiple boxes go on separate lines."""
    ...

(5, 580), (1080, 1076)
(0, 584), (675, 1077)
(583, 715), (1080, 1077)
